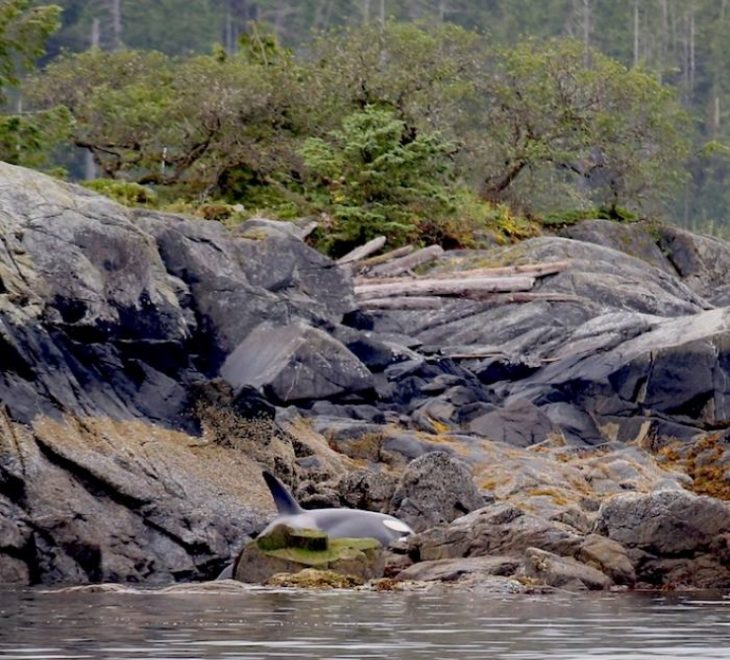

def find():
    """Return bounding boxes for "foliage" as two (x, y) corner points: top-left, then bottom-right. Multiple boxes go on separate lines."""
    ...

(470, 39), (690, 215)
(21, 21), (695, 253)
(0, 1), (66, 168)
(0, 104), (69, 167)
(0, 0), (59, 101)
(299, 105), (455, 252)
(82, 178), (156, 206)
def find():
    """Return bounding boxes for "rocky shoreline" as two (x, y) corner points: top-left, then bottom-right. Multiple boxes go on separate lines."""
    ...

(3, 162), (730, 591)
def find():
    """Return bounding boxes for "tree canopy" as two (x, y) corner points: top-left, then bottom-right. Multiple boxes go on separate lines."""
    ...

(21, 21), (692, 252)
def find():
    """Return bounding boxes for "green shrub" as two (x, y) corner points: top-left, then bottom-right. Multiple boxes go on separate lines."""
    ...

(82, 179), (158, 206)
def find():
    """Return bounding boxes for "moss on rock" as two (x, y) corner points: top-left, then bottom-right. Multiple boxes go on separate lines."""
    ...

(234, 525), (384, 584)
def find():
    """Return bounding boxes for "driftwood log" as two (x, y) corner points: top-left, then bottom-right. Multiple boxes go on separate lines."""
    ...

(336, 236), (387, 265)
(356, 260), (569, 286)
(357, 245), (415, 271)
(359, 291), (581, 309)
(366, 245), (444, 277)
(355, 275), (535, 301)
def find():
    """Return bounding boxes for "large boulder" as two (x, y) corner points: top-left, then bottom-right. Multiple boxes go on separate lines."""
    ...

(594, 490), (730, 587)
(221, 321), (374, 403)
(594, 489), (730, 556)
(513, 307), (730, 443)
(389, 451), (487, 531)
(412, 502), (584, 562)
(233, 524), (385, 584)
(0, 162), (358, 426)
(0, 414), (268, 585)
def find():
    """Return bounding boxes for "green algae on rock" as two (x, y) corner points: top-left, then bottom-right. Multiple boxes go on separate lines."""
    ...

(233, 524), (384, 584)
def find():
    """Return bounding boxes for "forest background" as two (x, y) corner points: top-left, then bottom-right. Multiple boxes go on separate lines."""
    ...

(2, 0), (729, 254)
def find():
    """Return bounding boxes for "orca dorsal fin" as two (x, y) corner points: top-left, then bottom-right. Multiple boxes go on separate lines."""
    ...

(262, 470), (303, 515)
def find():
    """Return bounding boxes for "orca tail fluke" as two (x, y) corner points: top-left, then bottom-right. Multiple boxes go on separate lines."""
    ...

(262, 470), (303, 515)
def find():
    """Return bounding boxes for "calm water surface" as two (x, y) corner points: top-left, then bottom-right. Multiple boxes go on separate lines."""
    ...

(1, 587), (729, 659)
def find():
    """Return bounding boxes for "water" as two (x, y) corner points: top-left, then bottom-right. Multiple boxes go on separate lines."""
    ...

(1, 587), (730, 659)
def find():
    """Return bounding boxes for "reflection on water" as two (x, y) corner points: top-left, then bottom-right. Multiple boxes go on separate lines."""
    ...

(1, 587), (730, 659)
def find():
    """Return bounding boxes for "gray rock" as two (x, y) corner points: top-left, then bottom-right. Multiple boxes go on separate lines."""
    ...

(594, 489), (730, 556)
(221, 321), (373, 403)
(396, 555), (520, 582)
(469, 399), (559, 447)
(236, 216), (317, 241)
(338, 470), (398, 512)
(412, 502), (583, 561)
(522, 547), (612, 591)
(390, 451), (486, 531)
(560, 219), (674, 274)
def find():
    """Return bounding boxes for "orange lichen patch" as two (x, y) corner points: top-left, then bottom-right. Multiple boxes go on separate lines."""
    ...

(427, 418), (450, 435)
(524, 488), (572, 506)
(31, 414), (273, 510)
(656, 434), (730, 500)
(478, 477), (501, 492)
(325, 431), (384, 460)
(282, 418), (356, 470)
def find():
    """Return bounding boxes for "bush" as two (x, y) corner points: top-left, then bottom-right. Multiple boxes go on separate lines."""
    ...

(299, 105), (455, 254)
(83, 179), (157, 206)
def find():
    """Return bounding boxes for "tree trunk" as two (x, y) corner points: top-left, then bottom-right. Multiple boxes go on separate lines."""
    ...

(110, 0), (122, 50)
(633, 1), (640, 67)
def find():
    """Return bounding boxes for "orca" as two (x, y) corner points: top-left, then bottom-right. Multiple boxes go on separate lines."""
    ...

(260, 470), (413, 546)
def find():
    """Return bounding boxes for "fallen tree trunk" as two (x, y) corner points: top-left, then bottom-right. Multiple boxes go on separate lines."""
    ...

(358, 291), (578, 309)
(336, 236), (387, 265)
(359, 296), (447, 310)
(367, 245), (444, 277)
(432, 260), (570, 280)
(357, 245), (415, 271)
(356, 260), (570, 285)
(355, 275), (535, 300)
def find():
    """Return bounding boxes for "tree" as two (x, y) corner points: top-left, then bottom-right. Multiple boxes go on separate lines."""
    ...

(468, 39), (690, 216)
(0, 0), (59, 101)
(26, 43), (306, 192)
(0, 0), (64, 168)
(299, 105), (455, 252)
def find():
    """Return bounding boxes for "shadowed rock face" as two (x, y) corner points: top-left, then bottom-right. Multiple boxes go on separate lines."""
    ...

(0, 163), (357, 428)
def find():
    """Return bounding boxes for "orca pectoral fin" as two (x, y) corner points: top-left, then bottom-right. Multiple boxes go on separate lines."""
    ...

(262, 470), (303, 515)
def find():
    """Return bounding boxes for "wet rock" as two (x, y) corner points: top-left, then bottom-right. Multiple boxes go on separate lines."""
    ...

(522, 547), (612, 591)
(265, 568), (364, 589)
(594, 489), (730, 587)
(576, 534), (635, 586)
(390, 452), (486, 532)
(233, 524), (385, 584)
(396, 556), (520, 583)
